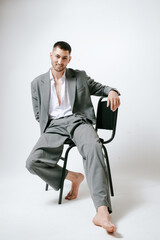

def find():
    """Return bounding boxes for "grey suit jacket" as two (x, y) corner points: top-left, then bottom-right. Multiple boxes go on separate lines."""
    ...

(31, 68), (118, 134)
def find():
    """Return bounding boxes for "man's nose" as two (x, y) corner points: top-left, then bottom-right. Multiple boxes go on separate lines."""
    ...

(58, 58), (62, 64)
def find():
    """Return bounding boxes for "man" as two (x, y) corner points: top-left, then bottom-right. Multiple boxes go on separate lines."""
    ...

(26, 41), (120, 233)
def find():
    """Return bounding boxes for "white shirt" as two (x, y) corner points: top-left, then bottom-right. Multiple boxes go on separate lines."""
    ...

(49, 69), (73, 119)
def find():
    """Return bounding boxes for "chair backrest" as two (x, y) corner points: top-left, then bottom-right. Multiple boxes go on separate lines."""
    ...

(95, 97), (118, 143)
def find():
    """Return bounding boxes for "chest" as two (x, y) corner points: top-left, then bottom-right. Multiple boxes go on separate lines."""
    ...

(50, 79), (66, 106)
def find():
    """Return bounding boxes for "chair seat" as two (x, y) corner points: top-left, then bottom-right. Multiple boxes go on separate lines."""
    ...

(65, 138), (104, 145)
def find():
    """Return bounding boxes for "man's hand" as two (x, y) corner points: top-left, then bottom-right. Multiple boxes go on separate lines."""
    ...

(107, 90), (120, 112)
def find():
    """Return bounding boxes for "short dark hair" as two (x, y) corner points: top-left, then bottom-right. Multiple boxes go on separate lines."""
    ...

(53, 41), (72, 54)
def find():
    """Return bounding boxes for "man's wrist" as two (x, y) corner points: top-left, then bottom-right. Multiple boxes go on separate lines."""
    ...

(109, 89), (120, 96)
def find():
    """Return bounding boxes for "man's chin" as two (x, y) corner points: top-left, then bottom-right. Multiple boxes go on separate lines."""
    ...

(54, 67), (65, 72)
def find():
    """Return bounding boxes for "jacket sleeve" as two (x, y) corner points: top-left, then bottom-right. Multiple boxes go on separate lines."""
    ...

(31, 81), (40, 122)
(84, 71), (120, 96)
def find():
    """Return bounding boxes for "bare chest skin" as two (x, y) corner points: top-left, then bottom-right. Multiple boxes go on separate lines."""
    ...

(54, 80), (62, 106)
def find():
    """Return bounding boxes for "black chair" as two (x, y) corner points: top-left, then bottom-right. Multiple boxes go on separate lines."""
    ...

(45, 96), (118, 203)
(95, 97), (118, 196)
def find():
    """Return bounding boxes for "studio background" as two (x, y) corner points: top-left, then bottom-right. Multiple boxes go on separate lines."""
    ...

(0, 0), (160, 239)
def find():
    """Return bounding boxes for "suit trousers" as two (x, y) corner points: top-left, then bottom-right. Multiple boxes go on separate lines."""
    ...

(26, 114), (112, 212)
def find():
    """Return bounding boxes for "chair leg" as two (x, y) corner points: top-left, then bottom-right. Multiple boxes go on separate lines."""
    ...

(45, 183), (49, 191)
(102, 145), (114, 196)
(58, 185), (64, 204)
(58, 144), (75, 204)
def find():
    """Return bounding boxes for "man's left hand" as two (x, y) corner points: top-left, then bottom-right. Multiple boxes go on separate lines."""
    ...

(107, 90), (120, 112)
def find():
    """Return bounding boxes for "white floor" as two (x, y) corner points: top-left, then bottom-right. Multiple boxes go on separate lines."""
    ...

(1, 163), (160, 240)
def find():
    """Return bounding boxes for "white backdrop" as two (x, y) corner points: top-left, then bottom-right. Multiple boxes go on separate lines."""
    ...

(0, 0), (160, 196)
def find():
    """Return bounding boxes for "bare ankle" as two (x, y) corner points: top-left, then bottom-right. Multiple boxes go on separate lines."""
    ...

(66, 171), (75, 182)
(66, 170), (84, 183)
(97, 206), (109, 214)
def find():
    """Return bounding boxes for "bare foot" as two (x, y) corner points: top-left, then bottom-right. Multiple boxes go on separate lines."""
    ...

(93, 206), (116, 233)
(65, 171), (84, 200)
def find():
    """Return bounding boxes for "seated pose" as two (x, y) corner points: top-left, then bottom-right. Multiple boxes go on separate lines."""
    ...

(26, 41), (120, 233)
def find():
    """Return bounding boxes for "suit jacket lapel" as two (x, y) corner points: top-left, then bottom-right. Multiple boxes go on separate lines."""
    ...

(40, 69), (50, 114)
(66, 68), (76, 110)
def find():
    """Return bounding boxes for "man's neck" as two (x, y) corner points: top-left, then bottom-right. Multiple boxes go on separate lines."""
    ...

(51, 67), (65, 81)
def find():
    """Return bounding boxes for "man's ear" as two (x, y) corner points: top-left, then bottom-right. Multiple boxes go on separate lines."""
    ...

(68, 56), (72, 63)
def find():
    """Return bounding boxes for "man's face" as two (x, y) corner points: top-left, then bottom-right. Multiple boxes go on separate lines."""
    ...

(50, 47), (71, 72)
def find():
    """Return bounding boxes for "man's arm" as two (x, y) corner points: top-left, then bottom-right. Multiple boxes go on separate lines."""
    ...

(84, 71), (120, 112)
(31, 81), (40, 122)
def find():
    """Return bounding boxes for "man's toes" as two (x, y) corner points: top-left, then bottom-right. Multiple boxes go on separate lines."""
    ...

(65, 196), (71, 200)
(68, 195), (76, 200)
(103, 223), (116, 233)
(65, 193), (77, 200)
(65, 195), (70, 199)
(65, 193), (71, 199)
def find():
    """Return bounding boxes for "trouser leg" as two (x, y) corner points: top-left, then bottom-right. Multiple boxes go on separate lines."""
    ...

(26, 132), (68, 190)
(26, 115), (82, 191)
(72, 121), (112, 213)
